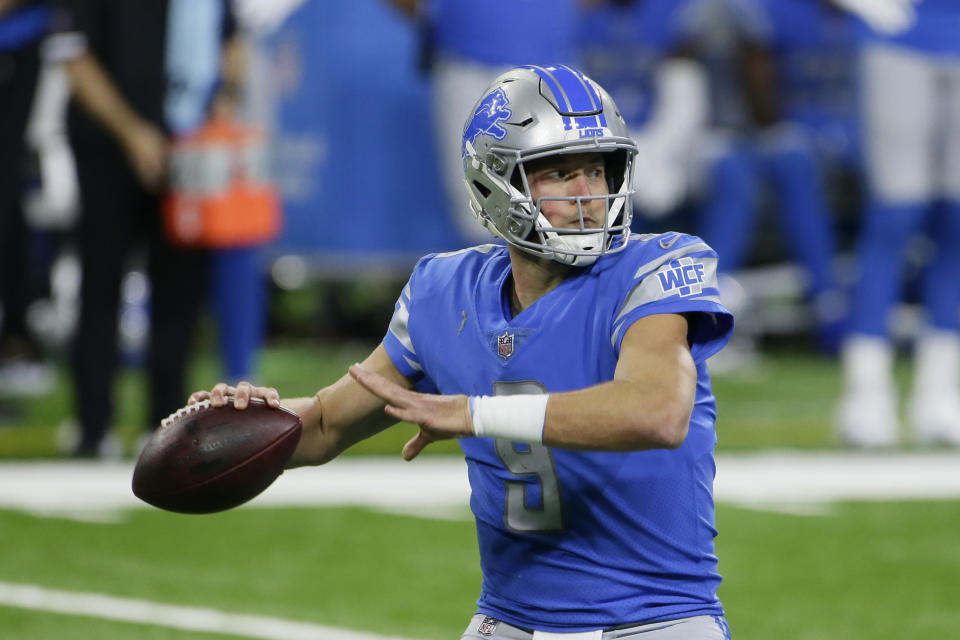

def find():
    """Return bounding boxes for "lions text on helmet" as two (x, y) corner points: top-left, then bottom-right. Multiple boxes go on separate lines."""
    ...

(462, 64), (638, 267)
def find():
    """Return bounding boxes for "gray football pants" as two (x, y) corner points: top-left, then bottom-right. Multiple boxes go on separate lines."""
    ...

(461, 614), (732, 640)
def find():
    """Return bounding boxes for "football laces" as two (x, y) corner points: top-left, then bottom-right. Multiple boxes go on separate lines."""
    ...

(161, 399), (211, 429)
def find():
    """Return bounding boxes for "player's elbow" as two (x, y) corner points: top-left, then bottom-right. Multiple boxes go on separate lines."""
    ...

(648, 370), (696, 449)
(639, 400), (691, 450)
(613, 382), (693, 450)
(657, 413), (690, 449)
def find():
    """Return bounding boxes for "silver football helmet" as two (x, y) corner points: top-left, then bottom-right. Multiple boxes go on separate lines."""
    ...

(462, 64), (638, 266)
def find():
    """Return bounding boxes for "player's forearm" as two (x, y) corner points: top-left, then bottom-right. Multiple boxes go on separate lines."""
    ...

(286, 345), (411, 467)
(277, 396), (319, 424)
(283, 393), (328, 467)
(65, 53), (149, 146)
(284, 377), (395, 468)
(466, 379), (692, 452)
(467, 319), (698, 452)
(541, 378), (693, 451)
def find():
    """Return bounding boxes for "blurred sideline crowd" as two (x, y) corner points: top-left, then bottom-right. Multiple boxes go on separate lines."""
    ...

(1, 0), (959, 456)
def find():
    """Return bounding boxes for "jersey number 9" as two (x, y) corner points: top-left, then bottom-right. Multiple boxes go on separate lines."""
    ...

(493, 381), (562, 533)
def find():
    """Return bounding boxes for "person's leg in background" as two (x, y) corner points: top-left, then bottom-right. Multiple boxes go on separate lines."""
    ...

(211, 246), (266, 384)
(146, 212), (208, 437)
(698, 140), (759, 274)
(840, 198), (928, 446)
(693, 139), (761, 370)
(910, 201), (960, 444)
(761, 124), (844, 353)
(839, 43), (937, 447)
(70, 148), (137, 457)
(0, 37), (43, 395)
(909, 58), (960, 446)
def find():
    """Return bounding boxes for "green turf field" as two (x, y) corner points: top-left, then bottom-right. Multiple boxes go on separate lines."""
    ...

(0, 340), (921, 458)
(1, 500), (959, 639)
(0, 341), (955, 639)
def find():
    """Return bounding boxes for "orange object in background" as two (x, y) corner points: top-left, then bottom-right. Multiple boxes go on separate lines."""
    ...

(164, 119), (281, 248)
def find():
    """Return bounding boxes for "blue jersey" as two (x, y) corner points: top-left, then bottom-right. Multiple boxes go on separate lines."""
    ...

(578, 0), (696, 127)
(427, 0), (578, 66)
(383, 234), (733, 631)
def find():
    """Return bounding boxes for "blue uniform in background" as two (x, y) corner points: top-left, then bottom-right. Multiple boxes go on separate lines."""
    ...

(383, 233), (733, 630)
(750, 0), (860, 168)
(420, 0), (580, 242)
(849, 0), (960, 338)
(427, 0), (577, 66)
(837, 0), (960, 447)
(698, 0), (845, 351)
(578, 0), (695, 129)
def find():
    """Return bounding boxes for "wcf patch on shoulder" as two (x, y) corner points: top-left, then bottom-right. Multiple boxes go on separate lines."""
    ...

(657, 257), (705, 297)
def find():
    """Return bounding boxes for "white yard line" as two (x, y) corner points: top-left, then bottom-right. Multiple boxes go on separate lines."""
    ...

(0, 580), (420, 640)
(714, 450), (960, 512)
(0, 451), (958, 521)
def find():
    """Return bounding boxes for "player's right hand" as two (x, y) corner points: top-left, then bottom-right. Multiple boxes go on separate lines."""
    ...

(348, 363), (473, 460)
(188, 381), (281, 410)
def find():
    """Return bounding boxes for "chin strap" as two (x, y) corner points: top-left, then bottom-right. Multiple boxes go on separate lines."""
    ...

(545, 233), (605, 266)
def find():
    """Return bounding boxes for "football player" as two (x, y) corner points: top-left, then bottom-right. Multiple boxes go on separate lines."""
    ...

(189, 65), (734, 639)
(837, 0), (960, 447)
(577, 0), (710, 219)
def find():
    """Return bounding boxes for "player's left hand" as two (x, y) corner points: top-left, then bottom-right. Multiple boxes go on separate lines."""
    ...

(348, 363), (473, 461)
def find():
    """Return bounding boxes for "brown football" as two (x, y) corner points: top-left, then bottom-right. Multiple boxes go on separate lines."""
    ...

(132, 397), (302, 514)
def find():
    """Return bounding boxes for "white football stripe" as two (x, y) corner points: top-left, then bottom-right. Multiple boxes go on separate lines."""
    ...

(0, 580), (420, 640)
(1, 452), (959, 521)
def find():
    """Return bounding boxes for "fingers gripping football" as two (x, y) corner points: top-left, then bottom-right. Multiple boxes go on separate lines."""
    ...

(188, 381), (281, 410)
(348, 363), (473, 460)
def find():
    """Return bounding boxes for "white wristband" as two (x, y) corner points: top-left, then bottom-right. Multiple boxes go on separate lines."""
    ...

(469, 394), (549, 443)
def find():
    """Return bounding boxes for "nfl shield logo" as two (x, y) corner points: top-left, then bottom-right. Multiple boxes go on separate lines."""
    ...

(497, 331), (514, 360)
(477, 616), (498, 636)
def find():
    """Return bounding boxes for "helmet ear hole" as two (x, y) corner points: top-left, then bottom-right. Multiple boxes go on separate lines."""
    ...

(473, 180), (492, 199)
(509, 167), (525, 192)
(604, 150), (627, 193)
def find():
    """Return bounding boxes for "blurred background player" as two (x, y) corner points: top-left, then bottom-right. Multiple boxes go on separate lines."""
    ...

(577, 0), (709, 222)
(737, 0), (861, 179)
(693, 0), (848, 354)
(837, 0), (960, 447)
(46, 0), (241, 457)
(188, 64), (734, 638)
(186, 13), (267, 391)
(389, 0), (580, 243)
(0, 0), (55, 411)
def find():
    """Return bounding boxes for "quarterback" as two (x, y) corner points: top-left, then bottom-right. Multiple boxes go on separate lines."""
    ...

(189, 65), (734, 639)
